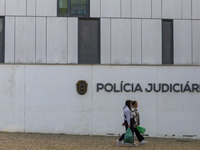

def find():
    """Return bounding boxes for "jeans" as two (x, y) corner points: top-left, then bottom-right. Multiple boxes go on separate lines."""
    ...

(119, 118), (135, 142)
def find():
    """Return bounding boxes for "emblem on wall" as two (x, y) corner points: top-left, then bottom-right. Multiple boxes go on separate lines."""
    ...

(76, 80), (88, 95)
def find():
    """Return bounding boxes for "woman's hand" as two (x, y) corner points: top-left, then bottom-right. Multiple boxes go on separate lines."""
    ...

(128, 125), (131, 128)
(134, 124), (138, 128)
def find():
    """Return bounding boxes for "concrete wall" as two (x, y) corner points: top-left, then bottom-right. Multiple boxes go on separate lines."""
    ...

(4, 17), (200, 64)
(1, 0), (200, 139)
(2, 0), (200, 65)
(1, 0), (199, 19)
(0, 64), (199, 139)
(111, 19), (132, 64)
(193, 20), (200, 65)
(0, 0), (5, 15)
(174, 20), (192, 65)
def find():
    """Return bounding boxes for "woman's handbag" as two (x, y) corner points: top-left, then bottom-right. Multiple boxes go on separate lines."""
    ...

(136, 126), (146, 134)
(124, 128), (134, 144)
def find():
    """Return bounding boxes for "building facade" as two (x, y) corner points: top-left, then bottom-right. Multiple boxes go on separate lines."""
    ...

(0, 0), (200, 139)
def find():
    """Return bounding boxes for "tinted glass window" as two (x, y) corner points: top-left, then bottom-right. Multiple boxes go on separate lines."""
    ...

(71, 0), (87, 16)
(58, 0), (68, 16)
(58, 0), (89, 17)
(78, 19), (100, 64)
(0, 17), (4, 63)
(162, 20), (173, 64)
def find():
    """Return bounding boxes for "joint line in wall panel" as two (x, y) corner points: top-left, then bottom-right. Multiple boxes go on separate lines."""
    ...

(191, 20), (193, 65)
(151, 0), (152, 18)
(45, 17), (47, 63)
(141, 19), (143, 64)
(110, 18), (112, 64)
(35, 16), (36, 63)
(131, 19), (132, 64)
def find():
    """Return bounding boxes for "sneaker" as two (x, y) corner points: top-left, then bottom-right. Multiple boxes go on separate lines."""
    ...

(122, 140), (128, 144)
(116, 140), (121, 146)
(140, 140), (147, 144)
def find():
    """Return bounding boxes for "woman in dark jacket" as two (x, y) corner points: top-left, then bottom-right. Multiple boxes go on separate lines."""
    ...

(132, 100), (147, 144)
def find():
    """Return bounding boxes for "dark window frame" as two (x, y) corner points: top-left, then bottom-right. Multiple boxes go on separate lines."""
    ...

(162, 19), (174, 65)
(57, 0), (90, 18)
(0, 17), (5, 63)
(78, 18), (100, 64)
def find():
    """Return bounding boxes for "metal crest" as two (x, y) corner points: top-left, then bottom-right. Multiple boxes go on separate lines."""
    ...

(76, 80), (88, 95)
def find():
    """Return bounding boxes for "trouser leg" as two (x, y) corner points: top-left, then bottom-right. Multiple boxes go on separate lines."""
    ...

(119, 133), (125, 141)
(119, 120), (134, 142)
(119, 121), (128, 141)
(134, 127), (144, 142)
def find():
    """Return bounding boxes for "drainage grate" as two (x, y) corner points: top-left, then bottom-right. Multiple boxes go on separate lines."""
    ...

(182, 135), (196, 138)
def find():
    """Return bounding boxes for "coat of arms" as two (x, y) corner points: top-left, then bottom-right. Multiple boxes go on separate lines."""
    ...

(76, 80), (88, 95)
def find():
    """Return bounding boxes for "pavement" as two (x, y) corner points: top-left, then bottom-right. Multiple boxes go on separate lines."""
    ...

(0, 132), (199, 150)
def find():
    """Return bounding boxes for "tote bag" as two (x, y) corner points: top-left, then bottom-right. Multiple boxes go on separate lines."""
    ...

(136, 126), (146, 134)
(124, 128), (134, 144)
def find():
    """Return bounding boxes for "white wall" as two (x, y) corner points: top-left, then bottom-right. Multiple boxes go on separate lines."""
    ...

(36, 0), (57, 17)
(3, 1), (200, 65)
(157, 67), (200, 138)
(162, 0), (182, 19)
(4, 17), (199, 65)
(192, 0), (200, 19)
(101, 18), (111, 64)
(1, 0), (200, 19)
(111, 19), (132, 64)
(91, 0), (199, 19)
(101, 0), (120, 18)
(25, 65), (93, 134)
(93, 66), (159, 136)
(0, 65), (25, 132)
(0, 0), (5, 15)
(15, 17), (36, 63)
(6, 0), (27, 16)
(68, 18), (78, 64)
(142, 19), (162, 64)
(174, 20), (192, 65)
(193, 20), (200, 65)
(182, 0), (192, 19)
(1, 0), (200, 139)
(152, 0), (161, 18)
(132, 0), (151, 18)
(0, 65), (200, 139)
(36, 17), (47, 63)
(5, 17), (15, 63)
(47, 17), (68, 63)
(4, 16), (78, 64)
(121, 0), (132, 18)
(132, 19), (142, 64)
(27, 0), (36, 16)
(4, 0), (57, 17)
(90, 0), (101, 18)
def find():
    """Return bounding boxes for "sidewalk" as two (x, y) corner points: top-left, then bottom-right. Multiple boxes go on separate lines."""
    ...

(0, 132), (199, 150)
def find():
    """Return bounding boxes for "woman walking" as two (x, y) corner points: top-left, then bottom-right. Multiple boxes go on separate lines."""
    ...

(131, 100), (147, 144)
(116, 100), (137, 146)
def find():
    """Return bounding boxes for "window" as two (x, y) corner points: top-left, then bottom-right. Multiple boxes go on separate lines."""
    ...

(162, 20), (173, 64)
(58, 0), (68, 16)
(0, 17), (4, 63)
(78, 19), (100, 64)
(58, 0), (89, 17)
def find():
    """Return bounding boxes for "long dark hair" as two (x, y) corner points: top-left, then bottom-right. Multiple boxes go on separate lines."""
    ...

(125, 100), (131, 110)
